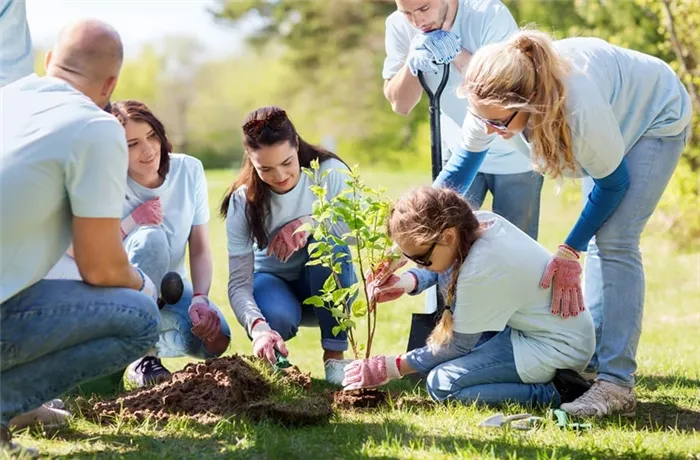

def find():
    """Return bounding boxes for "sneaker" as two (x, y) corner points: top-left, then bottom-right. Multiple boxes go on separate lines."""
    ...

(560, 380), (636, 417)
(324, 359), (353, 386)
(552, 369), (593, 404)
(9, 404), (73, 430)
(125, 356), (171, 389)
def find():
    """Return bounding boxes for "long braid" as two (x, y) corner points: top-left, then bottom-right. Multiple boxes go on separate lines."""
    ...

(427, 260), (462, 350)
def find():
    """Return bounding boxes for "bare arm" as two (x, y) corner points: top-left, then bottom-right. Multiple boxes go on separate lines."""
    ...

(188, 223), (213, 295)
(383, 64), (423, 116)
(227, 252), (265, 335)
(72, 216), (143, 289)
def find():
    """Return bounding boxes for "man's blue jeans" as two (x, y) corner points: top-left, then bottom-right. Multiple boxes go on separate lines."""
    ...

(0, 280), (160, 426)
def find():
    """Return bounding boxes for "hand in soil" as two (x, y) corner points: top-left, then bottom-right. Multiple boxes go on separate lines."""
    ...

(342, 355), (401, 390)
(188, 297), (221, 342)
(251, 322), (288, 364)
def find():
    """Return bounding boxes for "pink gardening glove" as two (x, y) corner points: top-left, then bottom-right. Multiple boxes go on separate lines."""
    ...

(121, 198), (163, 238)
(188, 295), (221, 342)
(132, 198), (163, 225)
(251, 321), (289, 364)
(540, 244), (585, 319)
(372, 245), (408, 284)
(267, 216), (313, 262)
(366, 270), (416, 306)
(342, 355), (402, 390)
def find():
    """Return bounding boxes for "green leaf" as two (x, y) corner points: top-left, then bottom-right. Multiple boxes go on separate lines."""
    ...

(305, 259), (324, 267)
(333, 262), (343, 274)
(351, 300), (368, 317)
(330, 307), (345, 318)
(332, 289), (348, 304)
(332, 326), (341, 336)
(323, 275), (336, 293)
(303, 296), (325, 308)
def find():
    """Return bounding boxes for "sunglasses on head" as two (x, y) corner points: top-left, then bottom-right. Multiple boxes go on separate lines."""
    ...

(242, 110), (287, 137)
(403, 241), (437, 267)
(471, 110), (518, 131)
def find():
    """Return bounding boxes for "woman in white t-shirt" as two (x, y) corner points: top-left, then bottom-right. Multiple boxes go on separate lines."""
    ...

(342, 186), (595, 408)
(222, 106), (357, 385)
(45, 100), (231, 388)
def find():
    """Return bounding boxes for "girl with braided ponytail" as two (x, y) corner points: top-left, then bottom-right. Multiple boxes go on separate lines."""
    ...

(342, 187), (595, 408)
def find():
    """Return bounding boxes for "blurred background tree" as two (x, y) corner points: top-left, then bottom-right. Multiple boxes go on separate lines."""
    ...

(34, 0), (698, 245)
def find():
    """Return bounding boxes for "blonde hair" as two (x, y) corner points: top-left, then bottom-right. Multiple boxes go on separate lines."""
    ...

(387, 187), (481, 350)
(459, 29), (575, 179)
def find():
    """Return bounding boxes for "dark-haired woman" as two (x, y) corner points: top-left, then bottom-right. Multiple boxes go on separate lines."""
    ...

(222, 106), (356, 385)
(45, 100), (231, 388)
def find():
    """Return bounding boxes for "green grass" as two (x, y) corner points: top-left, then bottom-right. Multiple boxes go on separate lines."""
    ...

(14, 170), (700, 459)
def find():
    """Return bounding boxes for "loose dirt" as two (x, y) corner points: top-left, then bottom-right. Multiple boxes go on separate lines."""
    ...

(90, 355), (329, 427)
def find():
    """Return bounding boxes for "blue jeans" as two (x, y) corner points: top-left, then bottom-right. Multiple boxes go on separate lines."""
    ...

(126, 227), (231, 359)
(582, 130), (688, 387)
(407, 328), (559, 406)
(252, 239), (357, 352)
(425, 170), (543, 313)
(0, 280), (160, 426)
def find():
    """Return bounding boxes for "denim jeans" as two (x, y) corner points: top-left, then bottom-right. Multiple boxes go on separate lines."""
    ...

(407, 328), (560, 406)
(125, 227), (231, 359)
(582, 129), (688, 387)
(252, 239), (357, 352)
(425, 170), (544, 313)
(0, 280), (160, 426)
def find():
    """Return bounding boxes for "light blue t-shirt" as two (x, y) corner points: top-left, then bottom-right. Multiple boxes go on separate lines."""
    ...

(226, 158), (349, 281)
(453, 212), (595, 383)
(383, 0), (532, 174)
(0, 74), (128, 303)
(124, 154), (210, 277)
(0, 0), (34, 87)
(45, 154), (210, 281)
(462, 37), (693, 179)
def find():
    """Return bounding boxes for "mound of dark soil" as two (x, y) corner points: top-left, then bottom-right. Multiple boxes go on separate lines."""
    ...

(91, 355), (328, 427)
(332, 388), (387, 409)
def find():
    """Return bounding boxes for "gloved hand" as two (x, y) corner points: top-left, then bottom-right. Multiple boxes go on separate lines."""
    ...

(407, 47), (440, 76)
(267, 216), (314, 263)
(137, 268), (158, 304)
(188, 295), (221, 342)
(342, 355), (402, 390)
(121, 198), (163, 238)
(540, 244), (585, 318)
(366, 271), (416, 306)
(372, 245), (408, 284)
(251, 321), (289, 364)
(422, 29), (461, 64)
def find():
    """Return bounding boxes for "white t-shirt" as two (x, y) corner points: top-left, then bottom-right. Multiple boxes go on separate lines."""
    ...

(226, 158), (348, 281)
(383, 0), (532, 175)
(45, 154), (210, 280)
(453, 212), (595, 383)
(1, 74), (128, 302)
(0, 0), (34, 87)
(461, 37), (693, 179)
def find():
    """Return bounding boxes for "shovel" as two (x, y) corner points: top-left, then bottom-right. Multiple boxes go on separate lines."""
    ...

(405, 64), (450, 370)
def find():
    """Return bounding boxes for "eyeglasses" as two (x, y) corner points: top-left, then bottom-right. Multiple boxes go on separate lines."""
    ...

(242, 110), (287, 137)
(471, 110), (518, 131)
(403, 241), (437, 267)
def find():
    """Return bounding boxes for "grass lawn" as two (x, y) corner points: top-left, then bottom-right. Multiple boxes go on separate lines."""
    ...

(14, 169), (700, 459)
